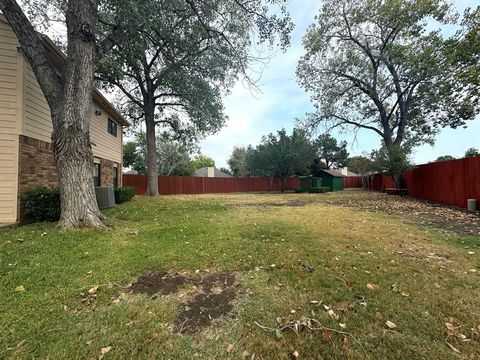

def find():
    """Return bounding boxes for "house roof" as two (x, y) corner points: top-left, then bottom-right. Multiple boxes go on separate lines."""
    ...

(320, 169), (345, 177)
(194, 167), (232, 178)
(0, 15), (129, 127)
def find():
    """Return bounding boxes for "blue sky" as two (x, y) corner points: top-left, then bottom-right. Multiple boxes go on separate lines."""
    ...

(200, 0), (480, 169)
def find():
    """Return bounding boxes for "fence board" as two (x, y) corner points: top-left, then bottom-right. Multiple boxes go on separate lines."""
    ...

(356, 157), (480, 209)
(123, 157), (480, 209)
(123, 174), (300, 195)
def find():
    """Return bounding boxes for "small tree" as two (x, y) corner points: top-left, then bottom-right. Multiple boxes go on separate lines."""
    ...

(227, 147), (249, 177)
(435, 155), (456, 162)
(123, 132), (193, 176)
(246, 128), (314, 191)
(347, 155), (378, 190)
(310, 133), (349, 172)
(190, 154), (215, 171)
(465, 147), (480, 158)
(372, 146), (411, 188)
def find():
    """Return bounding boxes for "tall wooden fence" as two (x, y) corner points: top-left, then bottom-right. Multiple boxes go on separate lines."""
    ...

(345, 157), (480, 209)
(123, 174), (301, 195)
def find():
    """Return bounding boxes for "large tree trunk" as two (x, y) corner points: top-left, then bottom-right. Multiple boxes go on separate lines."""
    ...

(53, 0), (104, 227)
(145, 109), (159, 196)
(1, 0), (105, 228)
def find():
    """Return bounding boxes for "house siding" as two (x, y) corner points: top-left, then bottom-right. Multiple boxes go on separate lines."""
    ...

(23, 62), (123, 164)
(0, 21), (20, 223)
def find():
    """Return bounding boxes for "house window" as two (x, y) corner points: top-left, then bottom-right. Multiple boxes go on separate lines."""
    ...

(107, 118), (118, 137)
(113, 165), (118, 188)
(93, 163), (101, 187)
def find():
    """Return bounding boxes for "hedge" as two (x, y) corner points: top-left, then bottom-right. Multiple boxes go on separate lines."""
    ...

(114, 186), (135, 204)
(22, 187), (61, 221)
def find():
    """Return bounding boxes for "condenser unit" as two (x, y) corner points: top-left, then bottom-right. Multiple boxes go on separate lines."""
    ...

(95, 187), (115, 209)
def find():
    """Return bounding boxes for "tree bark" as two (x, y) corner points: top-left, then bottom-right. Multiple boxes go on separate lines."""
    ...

(144, 107), (159, 196)
(1, 0), (105, 228)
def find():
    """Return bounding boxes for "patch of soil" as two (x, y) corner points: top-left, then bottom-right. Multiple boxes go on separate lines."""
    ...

(129, 271), (237, 333)
(325, 192), (480, 236)
(129, 270), (187, 297)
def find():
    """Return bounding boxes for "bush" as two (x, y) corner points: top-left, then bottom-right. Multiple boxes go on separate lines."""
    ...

(295, 188), (309, 193)
(309, 187), (330, 193)
(114, 186), (135, 204)
(22, 187), (60, 221)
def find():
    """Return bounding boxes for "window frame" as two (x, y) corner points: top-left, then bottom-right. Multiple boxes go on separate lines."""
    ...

(107, 118), (118, 137)
(93, 163), (101, 187)
(113, 165), (118, 188)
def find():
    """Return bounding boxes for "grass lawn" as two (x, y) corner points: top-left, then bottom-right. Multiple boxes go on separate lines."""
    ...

(1, 191), (480, 359)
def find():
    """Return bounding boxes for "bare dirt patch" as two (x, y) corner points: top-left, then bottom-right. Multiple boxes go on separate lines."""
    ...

(129, 271), (237, 333)
(325, 191), (480, 236)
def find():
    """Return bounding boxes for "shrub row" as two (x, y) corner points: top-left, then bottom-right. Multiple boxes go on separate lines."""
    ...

(114, 186), (135, 204)
(22, 187), (61, 221)
(295, 186), (330, 194)
(22, 186), (135, 222)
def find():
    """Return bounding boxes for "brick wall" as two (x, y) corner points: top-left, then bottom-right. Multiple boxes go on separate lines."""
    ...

(100, 158), (114, 187)
(18, 135), (58, 194)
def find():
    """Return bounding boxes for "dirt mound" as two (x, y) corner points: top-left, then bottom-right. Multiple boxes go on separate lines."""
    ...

(129, 271), (237, 333)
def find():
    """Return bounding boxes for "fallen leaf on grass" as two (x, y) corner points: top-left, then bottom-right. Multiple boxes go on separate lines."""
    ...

(366, 283), (378, 290)
(101, 346), (111, 354)
(88, 285), (99, 294)
(445, 341), (461, 354)
(226, 343), (234, 353)
(445, 323), (460, 332)
(15, 285), (25, 292)
(385, 320), (397, 329)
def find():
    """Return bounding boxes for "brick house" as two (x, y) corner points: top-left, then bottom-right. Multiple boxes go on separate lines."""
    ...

(0, 16), (129, 224)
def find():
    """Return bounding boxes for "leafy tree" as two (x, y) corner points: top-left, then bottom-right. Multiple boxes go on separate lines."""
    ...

(347, 156), (374, 175)
(435, 155), (456, 162)
(372, 146), (411, 188)
(310, 134), (348, 172)
(227, 146), (249, 177)
(96, 0), (293, 195)
(123, 132), (193, 176)
(0, 0), (110, 227)
(246, 128), (314, 191)
(347, 155), (379, 190)
(465, 147), (480, 158)
(123, 142), (140, 169)
(190, 154), (215, 171)
(445, 7), (480, 108)
(297, 0), (480, 188)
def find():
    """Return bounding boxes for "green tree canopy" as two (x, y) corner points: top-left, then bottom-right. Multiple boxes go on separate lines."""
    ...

(310, 133), (349, 172)
(94, 0), (293, 195)
(435, 155), (456, 162)
(124, 132), (194, 176)
(465, 147), (480, 158)
(297, 0), (480, 186)
(227, 146), (249, 177)
(246, 128), (314, 191)
(190, 154), (215, 171)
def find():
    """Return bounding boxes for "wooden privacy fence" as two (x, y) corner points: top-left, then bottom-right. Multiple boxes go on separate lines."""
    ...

(123, 174), (301, 195)
(344, 157), (480, 209)
(344, 176), (362, 188)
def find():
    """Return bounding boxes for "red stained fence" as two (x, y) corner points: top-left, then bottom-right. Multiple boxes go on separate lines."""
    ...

(123, 174), (301, 196)
(344, 157), (480, 209)
(344, 176), (362, 188)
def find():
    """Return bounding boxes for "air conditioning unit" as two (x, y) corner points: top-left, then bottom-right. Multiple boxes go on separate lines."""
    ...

(95, 187), (115, 209)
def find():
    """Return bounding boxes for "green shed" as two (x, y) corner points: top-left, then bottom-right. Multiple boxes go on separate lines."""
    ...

(316, 169), (344, 191)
